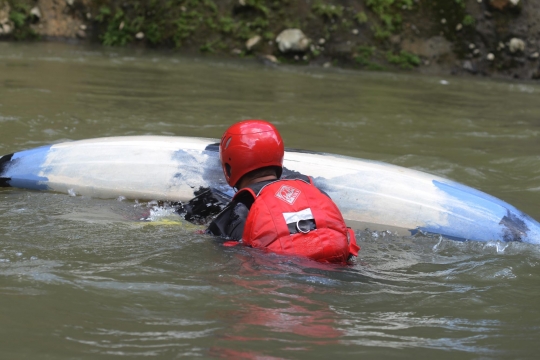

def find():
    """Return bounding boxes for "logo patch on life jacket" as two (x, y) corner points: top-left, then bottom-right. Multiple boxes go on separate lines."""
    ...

(275, 185), (301, 205)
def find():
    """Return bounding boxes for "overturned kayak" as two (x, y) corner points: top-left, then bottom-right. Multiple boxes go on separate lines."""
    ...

(1, 136), (539, 244)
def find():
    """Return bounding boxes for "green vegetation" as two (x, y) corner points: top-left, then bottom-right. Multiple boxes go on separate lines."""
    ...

(386, 50), (420, 69)
(425, 0), (477, 59)
(354, 45), (420, 71)
(199, 40), (215, 53)
(240, 0), (270, 16)
(355, 12), (368, 24)
(312, 1), (344, 20)
(366, 0), (414, 40)
(93, 1), (222, 47)
(311, 0), (348, 40)
(5, 0), (38, 40)
(454, 0), (466, 8)
(1, 0), (533, 77)
(353, 45), (386, 71)
(0, 0), (431, 73)
(96, 7), (132, 46)
(354, 45), (374, 66)
(7, 4), (23, 26)
(91, 0), (296, 48)
(0, 0), (487, 74)
(462, 14), (475, 26)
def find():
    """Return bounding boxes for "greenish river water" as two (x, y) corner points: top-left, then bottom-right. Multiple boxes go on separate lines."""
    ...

(1, 42), (540, 359)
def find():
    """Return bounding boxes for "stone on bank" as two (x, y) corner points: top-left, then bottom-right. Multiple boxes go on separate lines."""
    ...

(0, 1), (13, 35)
(489, 0), (521, 11)
(245, 35), (261, 51)
(509, 38), (525, 53)
(276, 29), (310, 53)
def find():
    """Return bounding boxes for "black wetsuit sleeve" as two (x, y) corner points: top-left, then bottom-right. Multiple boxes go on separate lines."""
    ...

(206, 201), (250, 241)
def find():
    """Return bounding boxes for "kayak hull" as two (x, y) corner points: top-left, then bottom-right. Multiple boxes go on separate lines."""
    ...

(1, 136), (539, 244)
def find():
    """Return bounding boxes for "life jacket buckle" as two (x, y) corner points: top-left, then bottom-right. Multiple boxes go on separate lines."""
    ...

(296, 219), (312, 234)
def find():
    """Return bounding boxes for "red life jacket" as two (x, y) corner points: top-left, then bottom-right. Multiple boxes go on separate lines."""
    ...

(234, 177), (360, 264)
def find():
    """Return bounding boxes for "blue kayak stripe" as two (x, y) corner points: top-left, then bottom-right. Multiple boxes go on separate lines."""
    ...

(430, 180), (540, 243)
(2, 145), (51, 190)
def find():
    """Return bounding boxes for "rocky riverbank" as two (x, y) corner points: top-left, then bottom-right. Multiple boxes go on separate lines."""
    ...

(1, 0), (539, 80)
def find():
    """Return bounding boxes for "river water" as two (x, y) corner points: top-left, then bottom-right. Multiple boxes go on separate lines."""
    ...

(1, 42), (539, 359)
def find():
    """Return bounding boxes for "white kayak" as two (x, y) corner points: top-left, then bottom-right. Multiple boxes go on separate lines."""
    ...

(1, 136), (539, 244)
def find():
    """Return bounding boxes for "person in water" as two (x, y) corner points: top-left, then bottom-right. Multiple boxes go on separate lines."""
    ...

(207, 119), (359, 264)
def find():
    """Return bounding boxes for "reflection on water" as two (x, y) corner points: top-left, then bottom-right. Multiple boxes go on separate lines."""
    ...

(1, 42), (540, 358)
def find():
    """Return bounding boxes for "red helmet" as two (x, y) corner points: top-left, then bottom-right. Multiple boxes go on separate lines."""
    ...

(220, 120), (284, 187)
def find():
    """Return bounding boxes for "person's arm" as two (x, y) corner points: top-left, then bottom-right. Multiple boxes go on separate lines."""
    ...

(207, 201), (250, 240)
(179, 187), (231, 224)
